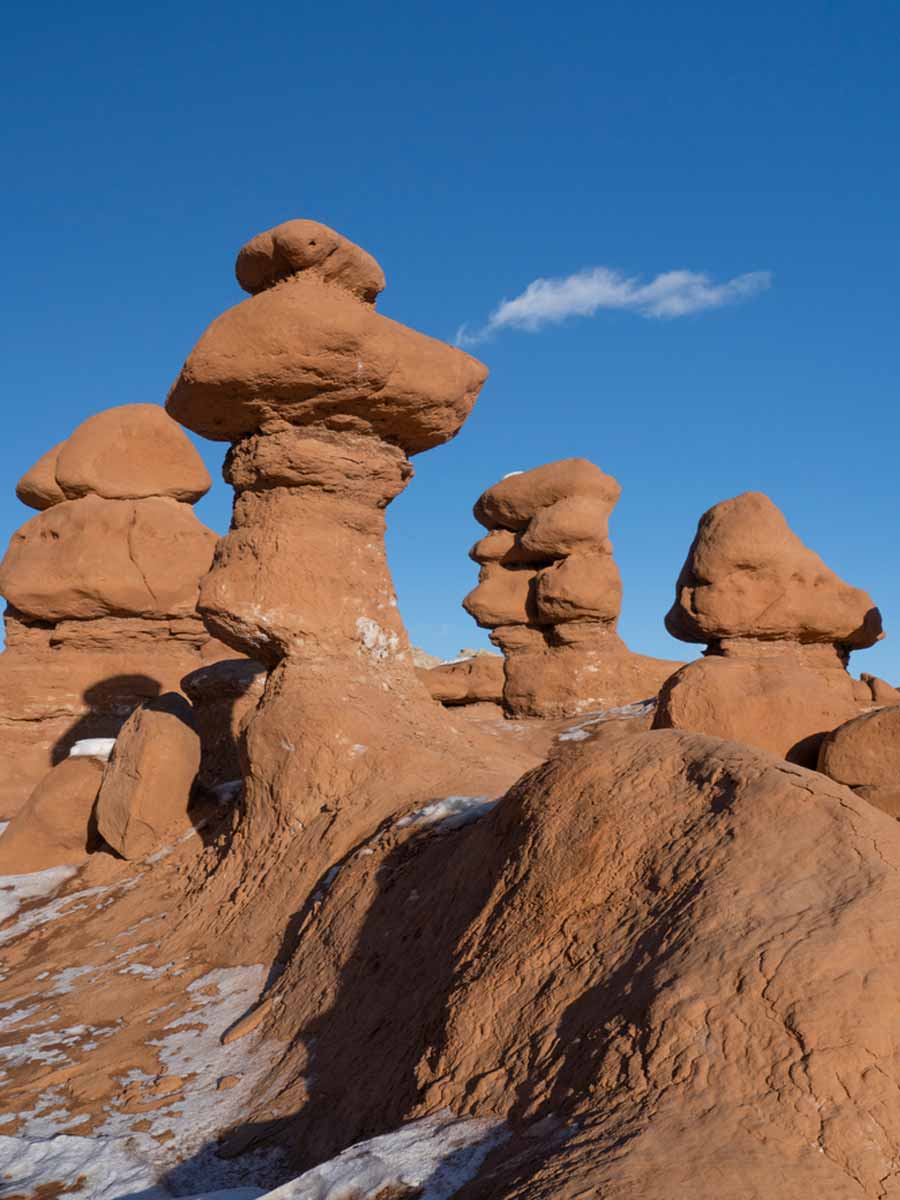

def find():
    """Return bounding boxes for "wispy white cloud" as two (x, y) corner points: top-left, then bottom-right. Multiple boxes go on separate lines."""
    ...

(456, 265), (772, 346)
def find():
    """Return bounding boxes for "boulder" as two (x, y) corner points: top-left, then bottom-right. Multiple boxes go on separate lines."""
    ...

(0, 756), (104, 873)
(818, 705), (900, 816)
(533, 552), (622, 623)
(463, 564), (539, 629)
(473, 458), (620, 531)
(666, 491), (882, 648)
(655, 649), (859, 767)
(235, 218), (385, 302)
(16, 443), (65, 511)
(94, 693), (201, 859)
(54, 404), (211, 503)
(0, 496), (217, 622)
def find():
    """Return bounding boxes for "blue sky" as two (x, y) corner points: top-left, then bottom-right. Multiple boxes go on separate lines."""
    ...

(2, 1), (898, 678)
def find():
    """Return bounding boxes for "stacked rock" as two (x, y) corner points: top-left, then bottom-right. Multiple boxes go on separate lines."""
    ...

(654, 491), (883, 765)
(0, 404), (222, 816)
(165, 219), (512, 958)
(463, 459), (681, 717)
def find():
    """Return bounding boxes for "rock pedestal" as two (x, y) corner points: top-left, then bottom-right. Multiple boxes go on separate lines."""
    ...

(463, 459), (681, 717)
(165, 219), (526, 959)
(654, 491), (883, 765)
(0, 404), (222, 817)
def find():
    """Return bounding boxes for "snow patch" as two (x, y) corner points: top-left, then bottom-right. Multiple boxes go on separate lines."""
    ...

(558, 698), (657, 742)
(0, 865), (78, 927)
(356, 617), (400, 663)
(397, 795), (497, 833)
(68, 737), (116, 761)
(257, 1111), (505, 1199)
(212, 779), (243, 805)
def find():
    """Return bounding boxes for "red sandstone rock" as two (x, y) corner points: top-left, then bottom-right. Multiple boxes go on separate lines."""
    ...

(818, 705), (900, 817)
(666, 491), (882, 648)
(166, 269), (487, 454)
(465, 459), (680, 716)
(0, 496), (217, 622)
(0, 756), (104, 873)
(235, 219), (385, 302)
(418, 654), (504, 705)
(655, 646), (859, 767)
(473, 458), (620, 532)
(95, 694), (201, 859)
(54, 404), (211, 503)
(15, 443), (65, 511)
(859, 672), (900, 706)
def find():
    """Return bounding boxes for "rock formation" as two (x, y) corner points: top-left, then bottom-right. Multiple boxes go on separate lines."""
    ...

(654, 491), (883, 766)
(818, 705), (900, 817)
(0, 754), (104, 873)
(463, 459), (680, 717)
(164, 218), (538, 960)
(0, 404), (222, 817)
(418, 651), (505, 711)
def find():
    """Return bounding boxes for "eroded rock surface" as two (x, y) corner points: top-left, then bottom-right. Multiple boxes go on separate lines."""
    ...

(818, 705), (900, 817)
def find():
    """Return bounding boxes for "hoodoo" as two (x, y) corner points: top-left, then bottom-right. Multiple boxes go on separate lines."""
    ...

(0, 404), (222, 818)
(654, 490), (883, 764)
(165, 218), (539, 959)
(464, 458), (681, 716)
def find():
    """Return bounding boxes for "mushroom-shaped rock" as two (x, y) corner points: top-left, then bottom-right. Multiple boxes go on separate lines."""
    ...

(0, 756), (104, 873)
(666, 491), (882, 648)
(95, 693), (201, 859)
(818, 706), (900, 817)
(166, 220), (487, 454)
(0, 496), (218, 622)
(54, 404), (211, 503)
(16, 444), (65, 511)
(235, 219), (385, 302)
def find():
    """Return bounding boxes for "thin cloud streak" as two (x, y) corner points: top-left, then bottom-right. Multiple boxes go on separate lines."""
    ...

(456, 266), (773, 346)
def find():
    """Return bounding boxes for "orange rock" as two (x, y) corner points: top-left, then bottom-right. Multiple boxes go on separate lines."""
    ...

(181, 658), (266, 789)
(473, 458), (620, 531)
(94, 693), (200, 859)
(818, 705), (900, 816)
(419, 655), (504, 705)
(235, 218), (385, 302)
(16, 443), (65, 511)
(0, 496), (217, 622)
(0, 756), (104, 872)
(463, 563), (539, 629)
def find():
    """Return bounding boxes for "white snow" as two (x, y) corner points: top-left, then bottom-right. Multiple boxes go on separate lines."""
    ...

(397, 795), (497, 833)
(0, 864), (78, 926)
(356, 616), (400, 663)
(256, 1111), (505, 1199)
(502, 470), (524, 479)
(68, 737), (117, 761)
(558, 698), (657, 742)
(212, 779), (244, 804)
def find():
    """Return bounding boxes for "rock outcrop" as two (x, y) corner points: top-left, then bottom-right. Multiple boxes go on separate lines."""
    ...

(818, 705), (900, 817)
(654, 492), (883, 765)
(181, 658), (267, 791)
(0, 755), (104, 873)
(464, 460), (680, 717)
(0, 404), (221, 818)
(164, 218), (538, 960)
(418, 652), (505, 708)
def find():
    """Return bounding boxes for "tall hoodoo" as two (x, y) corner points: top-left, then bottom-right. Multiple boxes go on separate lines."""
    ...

(464, 458), (680, 717)
(165, 219), (520, 959)
(0, 404), (221, 817)
(654, 491), (883, 764)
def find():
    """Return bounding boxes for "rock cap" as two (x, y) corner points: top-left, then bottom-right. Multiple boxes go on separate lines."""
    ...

(235, 219), (385, 303)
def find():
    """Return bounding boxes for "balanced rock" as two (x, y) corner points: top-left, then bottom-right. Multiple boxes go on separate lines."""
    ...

(0, 756), (104, 873)
(0, 406), (223, 818)
(818, 705), (900, 817)
(464, 459), (680, 717)
(95, 693), (201, 859)
(655, 492), (883, 766)
(163, 218), (531, 961)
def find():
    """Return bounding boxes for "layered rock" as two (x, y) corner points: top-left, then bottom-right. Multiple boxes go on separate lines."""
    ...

(418, 652), (505, 709)
(654, 492), (883, 765)
(464, 460), (680, 717)
(0, 404), (221, 817)
(818, 705), (900, 817)
(164, 218), (537, 960)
